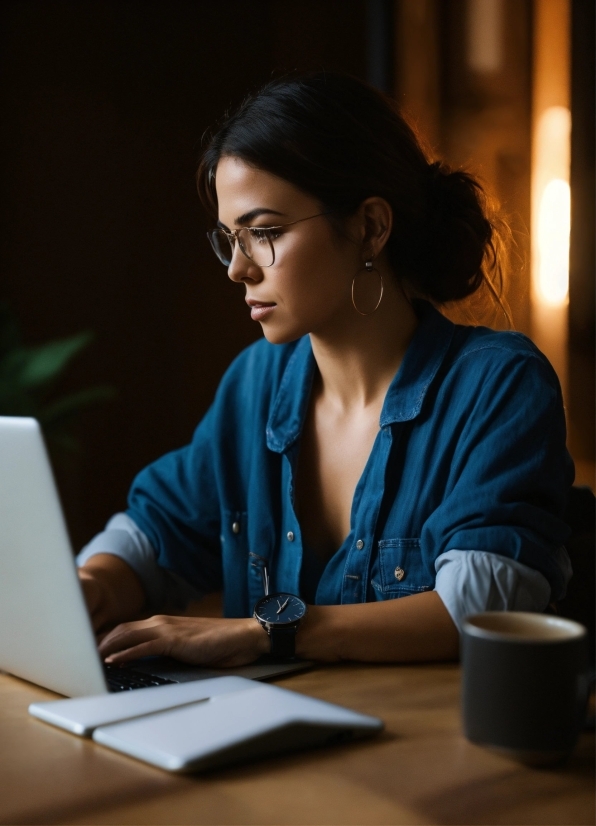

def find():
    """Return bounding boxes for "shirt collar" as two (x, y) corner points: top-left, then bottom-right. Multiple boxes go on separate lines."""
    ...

(266, 302), (455, 453)
(380, 301), (455, 426)
(266, 336), (316, 453)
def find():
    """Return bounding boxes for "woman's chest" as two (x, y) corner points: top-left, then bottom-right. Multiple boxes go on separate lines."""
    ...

(229, 413), (458, 610)
(277, 417), (441, 605)
(293, 400), (383, 559)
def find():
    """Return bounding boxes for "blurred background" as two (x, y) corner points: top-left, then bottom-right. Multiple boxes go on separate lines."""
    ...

(1, 0), (594, 551)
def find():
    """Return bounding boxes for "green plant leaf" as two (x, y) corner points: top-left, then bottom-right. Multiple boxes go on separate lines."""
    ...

(0, 307), (116, 456)
(0, 331), (95, 390)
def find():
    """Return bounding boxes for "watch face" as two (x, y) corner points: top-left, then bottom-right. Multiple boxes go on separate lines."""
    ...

(255, 593), (307, 625)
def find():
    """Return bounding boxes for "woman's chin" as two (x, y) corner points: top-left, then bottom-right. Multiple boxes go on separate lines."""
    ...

(260, 322), (307, 346)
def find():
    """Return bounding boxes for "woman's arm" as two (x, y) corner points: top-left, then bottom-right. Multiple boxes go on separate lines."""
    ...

(79, 554), (146, 632)
(97, 590), (459, 666)
(78, 514), (207, 630)
(299, 591), (459, 662)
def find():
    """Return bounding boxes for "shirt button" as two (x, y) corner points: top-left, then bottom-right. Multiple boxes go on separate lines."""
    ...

(232, 521), (241, 535)
(355, 539), (365, 550)
(394, 566), (405, 581)
(287, 531), (295, 542)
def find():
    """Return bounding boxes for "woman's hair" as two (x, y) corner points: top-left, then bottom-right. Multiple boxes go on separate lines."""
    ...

(197, 71), (510, 320)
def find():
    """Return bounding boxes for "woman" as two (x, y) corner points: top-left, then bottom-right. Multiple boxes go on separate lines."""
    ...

(78, 72), (573, 667)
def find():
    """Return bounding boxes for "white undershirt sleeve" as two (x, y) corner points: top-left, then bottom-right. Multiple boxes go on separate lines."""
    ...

(434, 548), (572, 632)
(76, 513), (203, 612)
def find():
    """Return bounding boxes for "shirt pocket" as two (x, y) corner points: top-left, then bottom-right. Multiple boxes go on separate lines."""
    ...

(372, 538), (435, 598)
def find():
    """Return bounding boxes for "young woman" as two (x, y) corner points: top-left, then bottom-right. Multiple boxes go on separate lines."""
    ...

(78, 72), (573, 667)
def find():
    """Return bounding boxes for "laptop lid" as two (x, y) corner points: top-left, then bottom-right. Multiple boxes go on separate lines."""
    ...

(0, 417), (109, 696)
(0, 417), (313, 697)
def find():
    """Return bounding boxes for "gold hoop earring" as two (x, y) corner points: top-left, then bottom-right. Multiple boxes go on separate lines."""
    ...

(351, 260), (384, 316)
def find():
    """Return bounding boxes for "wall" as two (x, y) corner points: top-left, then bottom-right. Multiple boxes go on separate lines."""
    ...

(0, 0), (367, 549)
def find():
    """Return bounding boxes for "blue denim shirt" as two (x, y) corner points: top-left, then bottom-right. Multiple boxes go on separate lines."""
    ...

(124, 303), (573, 618)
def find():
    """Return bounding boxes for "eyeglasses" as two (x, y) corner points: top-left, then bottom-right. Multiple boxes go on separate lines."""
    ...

(207, 212), (331, 268)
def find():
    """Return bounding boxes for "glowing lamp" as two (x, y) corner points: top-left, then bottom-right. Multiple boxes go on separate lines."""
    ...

(533, 105), (571, 308)
(537, 178), (571, 306)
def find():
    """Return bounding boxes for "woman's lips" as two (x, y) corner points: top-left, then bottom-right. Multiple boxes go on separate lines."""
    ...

(246, 301), (276, 322)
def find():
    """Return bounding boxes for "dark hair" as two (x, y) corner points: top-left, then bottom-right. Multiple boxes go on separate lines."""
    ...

(198, 71), (508, 315)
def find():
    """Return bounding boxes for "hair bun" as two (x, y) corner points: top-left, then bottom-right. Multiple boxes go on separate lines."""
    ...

(413, 165), (492, 302)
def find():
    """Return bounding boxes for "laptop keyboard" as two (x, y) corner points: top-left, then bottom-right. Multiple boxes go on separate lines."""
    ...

(104, 663), (177, 691)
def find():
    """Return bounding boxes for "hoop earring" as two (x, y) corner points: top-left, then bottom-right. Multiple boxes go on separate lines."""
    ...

(351, 260), (384, 316)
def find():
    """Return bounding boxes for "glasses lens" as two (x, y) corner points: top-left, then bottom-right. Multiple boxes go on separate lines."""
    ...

(208, 229), (233, 266)
(239, 228), (274, 267)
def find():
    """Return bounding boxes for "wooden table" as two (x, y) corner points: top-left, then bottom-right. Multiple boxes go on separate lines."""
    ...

(0, 664), (593, 825)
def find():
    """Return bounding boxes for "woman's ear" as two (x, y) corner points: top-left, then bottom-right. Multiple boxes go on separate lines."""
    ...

(359, 197), (393, 259)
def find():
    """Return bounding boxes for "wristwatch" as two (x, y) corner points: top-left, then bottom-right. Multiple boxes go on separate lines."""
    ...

(253, 592), (307, 659)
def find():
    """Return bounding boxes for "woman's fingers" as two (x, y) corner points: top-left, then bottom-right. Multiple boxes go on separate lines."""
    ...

(99, 618), (170, 659)
(104, 639), (168, 664)
(97, 615), (269, 669)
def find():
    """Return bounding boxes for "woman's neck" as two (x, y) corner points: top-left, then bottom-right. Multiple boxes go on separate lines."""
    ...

(309, 272), (419, 413)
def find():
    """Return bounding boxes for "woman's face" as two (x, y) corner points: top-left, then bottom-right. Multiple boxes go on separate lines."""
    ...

(215, 156), (362, 344)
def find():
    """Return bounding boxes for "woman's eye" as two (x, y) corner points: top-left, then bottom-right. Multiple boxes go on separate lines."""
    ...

(251, 228), (281, 244)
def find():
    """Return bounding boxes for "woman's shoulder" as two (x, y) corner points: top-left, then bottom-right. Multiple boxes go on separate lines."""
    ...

(439, 323), (563, 407)
(453, 323), (544, 360)
(450, 324), (556, 379)
(415, 304), (557, 396)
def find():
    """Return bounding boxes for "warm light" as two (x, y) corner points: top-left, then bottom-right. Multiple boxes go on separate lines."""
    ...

(537, 178), (570, 305)
(534, 106), (571, 181)
(532, 105), (571, 307)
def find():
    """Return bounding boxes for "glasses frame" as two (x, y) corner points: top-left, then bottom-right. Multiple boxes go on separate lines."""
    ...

(207, 211), (332, 268)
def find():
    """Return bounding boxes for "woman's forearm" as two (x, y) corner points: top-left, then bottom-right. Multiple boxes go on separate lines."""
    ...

(79, 553), (147, 631)
(297, 591), (460, 663)
(88, 562), (459, 664)
(96, 588), (459, 666)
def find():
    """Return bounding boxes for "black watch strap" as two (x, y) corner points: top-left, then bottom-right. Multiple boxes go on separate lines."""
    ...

(269, 626), (297, 659)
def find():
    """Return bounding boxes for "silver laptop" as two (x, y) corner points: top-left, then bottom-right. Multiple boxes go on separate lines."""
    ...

(0, 417), (310, 697)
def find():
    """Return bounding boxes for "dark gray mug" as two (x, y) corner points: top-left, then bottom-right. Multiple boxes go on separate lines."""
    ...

(461, 612), (590, 764)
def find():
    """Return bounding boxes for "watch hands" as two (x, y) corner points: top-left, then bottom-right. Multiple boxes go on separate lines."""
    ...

(276, 597), (290, 615)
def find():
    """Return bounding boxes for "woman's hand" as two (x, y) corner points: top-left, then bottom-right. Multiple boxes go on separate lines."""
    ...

(78, 554), (146, 632)
(93, 585), (458, 668)
(98, 615), (270, 668)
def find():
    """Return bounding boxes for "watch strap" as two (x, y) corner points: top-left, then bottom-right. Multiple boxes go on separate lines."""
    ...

(269, 626), (297, 659)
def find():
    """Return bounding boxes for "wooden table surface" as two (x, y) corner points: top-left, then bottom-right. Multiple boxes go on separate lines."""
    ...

(0, 663), (593, 826)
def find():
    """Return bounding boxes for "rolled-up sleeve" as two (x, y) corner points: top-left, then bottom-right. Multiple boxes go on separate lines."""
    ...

(77, 513), (203, 611)
(434, 548), (572, 631)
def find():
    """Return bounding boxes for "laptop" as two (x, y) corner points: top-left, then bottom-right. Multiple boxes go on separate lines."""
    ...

(0, 417), (310, 697)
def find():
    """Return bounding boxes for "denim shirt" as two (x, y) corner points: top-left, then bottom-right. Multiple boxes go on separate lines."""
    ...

(122, 303), (573, 619)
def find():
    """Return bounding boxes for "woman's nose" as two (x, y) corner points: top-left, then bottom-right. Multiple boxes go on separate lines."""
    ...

(227, 243), (263, 284)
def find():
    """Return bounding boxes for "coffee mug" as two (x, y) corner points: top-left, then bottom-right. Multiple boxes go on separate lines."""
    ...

(461, 612), (590, 764)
